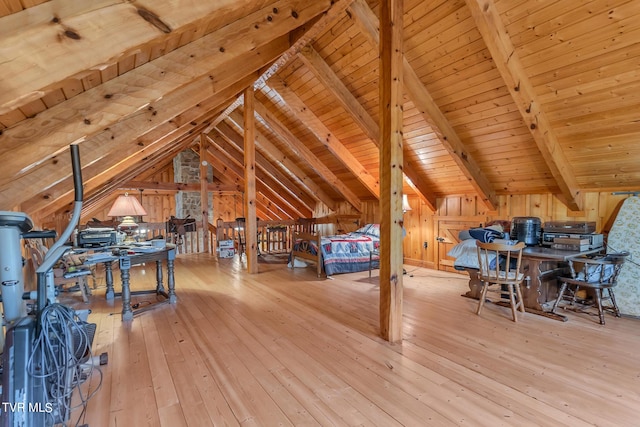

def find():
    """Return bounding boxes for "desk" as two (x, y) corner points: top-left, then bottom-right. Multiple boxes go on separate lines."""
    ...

(86, 246), (177, 320)
(464, 246), (603, 321)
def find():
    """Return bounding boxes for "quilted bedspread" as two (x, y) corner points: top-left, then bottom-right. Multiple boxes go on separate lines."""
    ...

(320, 231), (380, 276)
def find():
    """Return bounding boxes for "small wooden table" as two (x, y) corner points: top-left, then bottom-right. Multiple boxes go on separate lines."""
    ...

(86, 245), (177, 320)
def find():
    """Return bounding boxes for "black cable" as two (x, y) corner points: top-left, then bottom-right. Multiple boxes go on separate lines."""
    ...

(27, 303), (103, 425)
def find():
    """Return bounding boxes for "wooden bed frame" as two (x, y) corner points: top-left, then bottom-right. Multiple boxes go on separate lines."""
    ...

(290, 231), (323, 277)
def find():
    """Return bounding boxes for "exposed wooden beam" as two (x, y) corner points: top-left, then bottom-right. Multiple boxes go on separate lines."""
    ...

(202, 147), (282, 221)
(349, 0), (498, 211)
(216, 119), (317, 211)
(211, 126), (313, 217)
(205, 0), (355, 133)
(297, 45), (379, 142)
(0, 0), (330, 202)
(79, 137), (195, 216)
(297, 44), (438, 211)
(207, 131), (309, 219)
(266, 75), (380, 199)
(244, 86), (259, 273)
(227, 110), (333, 211)
(205, 143), (294, 221)
(378, 0), (404, 343)
(253, 99), (362, 212)
(200, 134), (210, 253)
(464, 0), (583, 211)
(119, 181), (240, 193)
(0, 0), (331, 114)
(19, 68), (260, 218)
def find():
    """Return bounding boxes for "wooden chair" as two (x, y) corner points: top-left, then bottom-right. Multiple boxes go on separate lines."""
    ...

(26, 242), (93, 303)
(476, 241), (526, 321)
(235, 217), (246, 257)
(551, 252), (628, 324)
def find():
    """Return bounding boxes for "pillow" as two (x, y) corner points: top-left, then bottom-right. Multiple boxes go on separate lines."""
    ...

(354, 223), (380, 238)
(458, 229), (472, 240)
(447, 238), (477, 258)
(365, 223), (380, 237)
(468, 227), (504, 243)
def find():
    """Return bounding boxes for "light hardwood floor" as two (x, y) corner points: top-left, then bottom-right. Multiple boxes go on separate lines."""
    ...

(71, 253), (640, 426)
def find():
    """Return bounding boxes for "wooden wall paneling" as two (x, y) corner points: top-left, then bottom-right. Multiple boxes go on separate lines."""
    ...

(407, 191), (632, 273)
(460, 195), (477, 217)
(444, 197), (461, 217)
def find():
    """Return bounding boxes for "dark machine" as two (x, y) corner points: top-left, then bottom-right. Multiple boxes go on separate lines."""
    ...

(76, 228), (117, 248)
(0, 145), (103, 426)
(510, 216), (542, 246)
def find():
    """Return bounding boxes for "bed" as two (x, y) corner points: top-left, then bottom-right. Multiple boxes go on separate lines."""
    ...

(447, 226), (509, 270)
(290, 224), (381, 277)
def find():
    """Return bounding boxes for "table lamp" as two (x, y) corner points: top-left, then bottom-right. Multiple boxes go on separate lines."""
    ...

(107, 193), (147, 236)
(402, 194), (412, 213)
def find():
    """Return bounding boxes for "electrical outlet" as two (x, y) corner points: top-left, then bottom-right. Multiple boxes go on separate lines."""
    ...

(423, 241), (428, 249)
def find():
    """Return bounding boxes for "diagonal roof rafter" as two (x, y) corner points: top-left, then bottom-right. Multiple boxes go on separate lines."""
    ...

(296, 43), (438, 211)
(348, 0), (499, 210)
(464, 0), (583, 211)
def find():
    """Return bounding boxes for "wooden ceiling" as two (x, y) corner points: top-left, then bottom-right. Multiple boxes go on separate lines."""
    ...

(1, 0), (639, 220)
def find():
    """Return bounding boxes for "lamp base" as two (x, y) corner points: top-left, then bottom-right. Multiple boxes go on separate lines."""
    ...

(118, 216), (139, 243)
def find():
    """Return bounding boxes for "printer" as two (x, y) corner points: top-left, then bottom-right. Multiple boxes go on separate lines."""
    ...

(76, 227), (118, 248)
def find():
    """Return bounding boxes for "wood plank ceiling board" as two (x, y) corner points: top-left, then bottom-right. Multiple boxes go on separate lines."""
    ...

(297, 44), (439, 211)
(2, 0), (640, 221)
(463, 0), (583, 210)
(214, 120), (316, 213)
(399, 0), (553, 199)
(224, 111), (332, 210)
(349, 0), (493, 206)
(266, 75), (381, 200)
(1, 0), (335, 210)
(498, 0), (640, 192)
(306, 3), (442, 206)
(521, 1), (639, 191)
(3, 43), (277, 210)
(0, 0), (328, 191)
(0, 0), (284, 113)
(257, 81), (362, 192)
(18, 70), (261, 217)
(205, 136), (307, 220)
(253, 93), (363, 210)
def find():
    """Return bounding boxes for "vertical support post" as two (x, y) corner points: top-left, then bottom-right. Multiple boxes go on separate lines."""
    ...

(379, 0), (404, 343)
(199, 134), (210, 253)
(244, 86), (258, 273)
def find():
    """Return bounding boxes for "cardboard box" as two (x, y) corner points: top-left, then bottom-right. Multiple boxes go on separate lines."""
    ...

(219, 239), (234, 249)
(219, 248), (235, 258)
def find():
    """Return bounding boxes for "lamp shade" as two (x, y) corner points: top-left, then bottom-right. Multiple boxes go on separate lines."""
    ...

(107, 193), (147, 217)
(402, 194), (412, 212)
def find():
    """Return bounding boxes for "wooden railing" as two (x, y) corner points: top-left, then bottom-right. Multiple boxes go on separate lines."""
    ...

(215, 218), (303, 255)
(135, 222), (208, 255)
